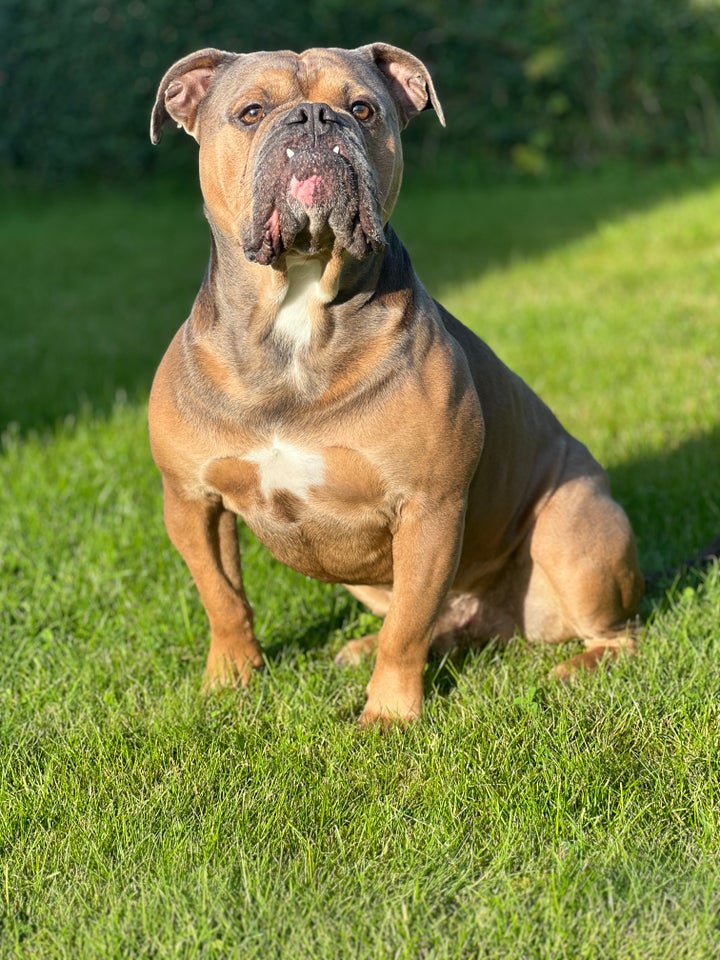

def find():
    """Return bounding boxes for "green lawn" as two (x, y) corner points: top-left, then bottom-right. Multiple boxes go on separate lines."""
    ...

(1, 164), (720, 958)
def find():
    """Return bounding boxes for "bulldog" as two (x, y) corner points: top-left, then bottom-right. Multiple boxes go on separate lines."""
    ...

(148, 43), (644, 724)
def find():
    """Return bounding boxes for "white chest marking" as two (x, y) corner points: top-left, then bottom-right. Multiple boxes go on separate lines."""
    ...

(274, 259), (324, 349)
(245, 438), (325, 500)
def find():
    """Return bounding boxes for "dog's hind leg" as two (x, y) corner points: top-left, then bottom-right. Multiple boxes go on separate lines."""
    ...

(337, 586), (511, 665)
(335, 584), (390, 665)
(522, 469), (644, 679)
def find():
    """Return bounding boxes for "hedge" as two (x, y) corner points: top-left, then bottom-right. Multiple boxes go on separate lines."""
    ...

(2, 0), (720, 182)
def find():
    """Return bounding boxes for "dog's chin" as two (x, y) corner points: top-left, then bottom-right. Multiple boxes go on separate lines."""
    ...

(243, 143), (386, 266)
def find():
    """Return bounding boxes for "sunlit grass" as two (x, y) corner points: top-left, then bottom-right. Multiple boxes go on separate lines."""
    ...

(1, 165), (719, 958)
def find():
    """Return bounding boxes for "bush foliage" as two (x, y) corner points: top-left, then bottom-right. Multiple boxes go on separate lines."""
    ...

(3, 0), (720, 182)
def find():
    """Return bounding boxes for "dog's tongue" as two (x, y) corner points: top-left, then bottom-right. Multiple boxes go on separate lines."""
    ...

(289, 174), (322, 206)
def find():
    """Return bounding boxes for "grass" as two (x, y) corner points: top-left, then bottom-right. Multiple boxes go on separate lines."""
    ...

(1, 162), (720, 958)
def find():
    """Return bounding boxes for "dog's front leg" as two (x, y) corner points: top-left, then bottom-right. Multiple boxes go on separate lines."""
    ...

(162, 479), (264, 688)
(361, 499), (466, 726)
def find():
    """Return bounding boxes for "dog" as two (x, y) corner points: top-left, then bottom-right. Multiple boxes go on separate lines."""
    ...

(148, 43), (644, 724)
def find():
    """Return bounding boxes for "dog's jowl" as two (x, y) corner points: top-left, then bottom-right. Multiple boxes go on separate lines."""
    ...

(148, 44), (643, 724)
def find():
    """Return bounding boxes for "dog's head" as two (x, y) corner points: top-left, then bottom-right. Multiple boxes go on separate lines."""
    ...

(151, 44), (444, 265)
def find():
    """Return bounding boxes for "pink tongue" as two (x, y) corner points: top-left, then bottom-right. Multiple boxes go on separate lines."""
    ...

(289, 174), (322, 206)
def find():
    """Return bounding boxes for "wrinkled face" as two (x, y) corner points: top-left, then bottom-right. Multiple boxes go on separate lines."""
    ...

(195, 49), (405, 265)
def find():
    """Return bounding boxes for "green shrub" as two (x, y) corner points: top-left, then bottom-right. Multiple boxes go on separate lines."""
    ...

(3, 0), (720, 182)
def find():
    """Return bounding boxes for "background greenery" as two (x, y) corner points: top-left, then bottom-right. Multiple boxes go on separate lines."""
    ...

(3, 0), (720, 183)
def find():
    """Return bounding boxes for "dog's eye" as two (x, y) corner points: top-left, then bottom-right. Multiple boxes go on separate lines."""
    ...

(239, 104), (265, 126)
(350, 101), (374, 122)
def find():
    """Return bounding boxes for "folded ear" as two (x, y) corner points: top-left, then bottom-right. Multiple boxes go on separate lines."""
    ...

(150, 47), (236, 144)
(358, 42), (445, 128)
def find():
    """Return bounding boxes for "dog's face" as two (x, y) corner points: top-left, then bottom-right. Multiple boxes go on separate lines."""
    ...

(151, 44), (444, 265)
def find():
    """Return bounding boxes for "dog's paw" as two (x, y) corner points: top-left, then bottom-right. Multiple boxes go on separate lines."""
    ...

(334, 633), (378, 667)
(551, 637), (635, 682)
(359, 674), (423, 727)
(202, 650), (265, 692)
(358, 698), (422, 727)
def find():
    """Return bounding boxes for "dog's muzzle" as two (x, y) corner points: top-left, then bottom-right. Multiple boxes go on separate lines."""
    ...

(243, 101), (386, 265)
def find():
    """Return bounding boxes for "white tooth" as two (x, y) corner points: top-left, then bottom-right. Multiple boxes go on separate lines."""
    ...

(333, 145), (340, 154)
(286, 148), (295, 158)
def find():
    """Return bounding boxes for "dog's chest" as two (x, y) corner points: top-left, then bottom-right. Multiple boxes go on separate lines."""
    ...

(244, 438), (325, 500)
(204, 438), (393, 583)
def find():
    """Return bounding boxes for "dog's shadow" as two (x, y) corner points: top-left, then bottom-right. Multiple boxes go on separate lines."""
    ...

(608, 424), (720, 581)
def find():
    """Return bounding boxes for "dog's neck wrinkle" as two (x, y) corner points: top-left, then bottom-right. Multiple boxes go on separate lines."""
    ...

(181, 274), (421, 432)
(189, 225), (421, 417)
(205, 224), (387, 338)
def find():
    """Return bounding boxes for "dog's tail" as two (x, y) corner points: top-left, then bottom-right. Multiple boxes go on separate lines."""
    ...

(645, 533), (720, 589)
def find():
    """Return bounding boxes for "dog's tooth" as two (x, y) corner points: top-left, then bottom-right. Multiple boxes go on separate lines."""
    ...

(333, 145), (340, 154)
(286, 148), (295, 158)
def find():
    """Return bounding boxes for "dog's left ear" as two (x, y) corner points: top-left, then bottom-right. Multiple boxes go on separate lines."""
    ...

(150, 47), (236, 144)
(358, 42), (445, 128)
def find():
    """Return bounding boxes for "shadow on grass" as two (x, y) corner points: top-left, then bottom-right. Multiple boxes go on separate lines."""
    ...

(0, 179), (208, 435)
(608, 423), (720, 585)
(2, 163), (720, 436)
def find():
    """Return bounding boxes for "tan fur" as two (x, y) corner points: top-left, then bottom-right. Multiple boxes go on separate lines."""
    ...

(148, 44), (643, 724)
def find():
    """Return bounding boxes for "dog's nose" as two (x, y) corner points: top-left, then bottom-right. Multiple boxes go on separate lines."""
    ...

(285, 102), (341, 141)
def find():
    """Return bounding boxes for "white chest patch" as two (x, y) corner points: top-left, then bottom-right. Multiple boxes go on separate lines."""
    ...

(245, 438), (325, 500)
(274, 259), (324, 349)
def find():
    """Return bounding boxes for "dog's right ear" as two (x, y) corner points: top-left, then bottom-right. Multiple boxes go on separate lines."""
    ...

(150, 48), (235, 144)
